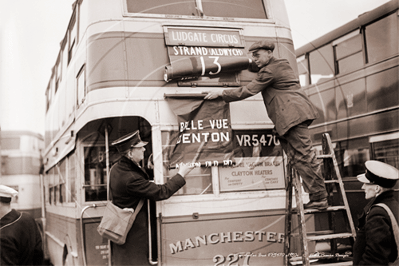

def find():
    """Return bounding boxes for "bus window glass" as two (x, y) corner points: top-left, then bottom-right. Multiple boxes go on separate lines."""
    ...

(335, 138), (369, 178)
(334, 34), (363, 74)
(337, 52), (363, 74)
(77, 65), (85, 106)
(161, 131), (213, 196)
(365, 13), (398, 64)
(309, 45), (334, 84)
(168, 167), (212, 195)
(202, 0), (267, 19)
(297, 55), (309, 86)
(59, 158), (66, 203)
(219, 130), (284, 192)
(68, 17), (76, 63)
(371, 138), (399, 169)
(84, 146), (108, 202)
(68, 152), (76, 203)
(126, 0), (197, 16)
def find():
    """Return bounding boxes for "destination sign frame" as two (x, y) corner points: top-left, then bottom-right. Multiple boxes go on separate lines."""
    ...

(163, 26), (245, 48)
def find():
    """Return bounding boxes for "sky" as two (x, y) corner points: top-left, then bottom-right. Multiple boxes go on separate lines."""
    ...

(0, 0), (391, 136)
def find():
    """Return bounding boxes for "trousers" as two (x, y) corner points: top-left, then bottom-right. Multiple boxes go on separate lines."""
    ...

(278, 121), (327, 201)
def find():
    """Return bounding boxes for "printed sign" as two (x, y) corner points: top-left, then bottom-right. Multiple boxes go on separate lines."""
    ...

(163, 26), (250, 82)
(166, 98), (233, 168)
(164, 27), (244, 47)
(219, 157), (285, 192)
(162, 214), (287, 266)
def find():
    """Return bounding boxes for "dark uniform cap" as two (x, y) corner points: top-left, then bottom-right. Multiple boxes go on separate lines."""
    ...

(248, 40), (275, 52)
(111, 130), (148, 153)
(357, 160), (399, 188)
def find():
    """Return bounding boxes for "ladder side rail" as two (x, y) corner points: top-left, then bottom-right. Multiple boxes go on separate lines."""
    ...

(284, 164), (294, 266)
(322, 134), (339, 258)
(323, 133), (357, 240)
(293, 168), (310, 266)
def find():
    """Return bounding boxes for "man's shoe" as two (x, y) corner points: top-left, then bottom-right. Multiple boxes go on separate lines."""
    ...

(304, 198), (328, 210)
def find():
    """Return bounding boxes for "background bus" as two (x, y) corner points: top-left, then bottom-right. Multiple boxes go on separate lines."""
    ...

(42, 0), (306, 265)
(0, 130), (44, 220)
(296, 0), (399, 247)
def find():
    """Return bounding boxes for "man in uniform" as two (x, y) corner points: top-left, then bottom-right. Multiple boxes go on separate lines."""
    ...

(353, 160), (399, 265)
(204, 40), (328, 209)
(110, 130), (194, 266)
(0, 185), (44, 265)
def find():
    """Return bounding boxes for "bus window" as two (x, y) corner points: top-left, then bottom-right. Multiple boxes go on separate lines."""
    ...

(365, 12), (398, 64)
(335, 138), (370, 178)
(68, 152), (76, 203)
(297, 55), (309, 87)
(161, 130), (213, 196)
(309, 44), (334, 84)
(166, 167), (212, 195)
(333, 31), (363, 74)
(371, 138), (399, 168)
(219, 130), (284, 192)
(202, 0), (267, 19)
(58, 158), (67, 203)
(126, 0), (197, 16)
(84, 146), (113, 202)
(126, 0), (267, 19)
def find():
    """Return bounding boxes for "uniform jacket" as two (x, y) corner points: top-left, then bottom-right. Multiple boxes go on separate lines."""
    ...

(222, 57), (318, 136)
(353, 190), (399, 265)
(0, 209), (43, 265)
(110, 156), (186, 266)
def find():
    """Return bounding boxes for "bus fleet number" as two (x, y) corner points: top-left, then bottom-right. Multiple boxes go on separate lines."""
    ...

(213, 254), (250, 266)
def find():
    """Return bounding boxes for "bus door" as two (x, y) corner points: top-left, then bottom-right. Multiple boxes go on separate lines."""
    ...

(78, 116), (154, 265)
(156, 96), (291, 266)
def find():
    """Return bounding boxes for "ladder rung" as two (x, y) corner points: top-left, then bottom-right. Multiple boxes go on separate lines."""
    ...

(307, 233), (353, 241)
(317, 154), (333, 159)
(307, 230), (334, 236)
(290, 230), (334, 238)
(303, 205), (347, 214)
(324, 179), (339, 183)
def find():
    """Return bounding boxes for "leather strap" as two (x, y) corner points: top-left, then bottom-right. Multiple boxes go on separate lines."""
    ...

(374, 203), (399, 261)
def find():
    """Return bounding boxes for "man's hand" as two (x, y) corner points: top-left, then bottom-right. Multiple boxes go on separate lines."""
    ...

(203, 91), (222, 100)
(178, 164), (195, 178)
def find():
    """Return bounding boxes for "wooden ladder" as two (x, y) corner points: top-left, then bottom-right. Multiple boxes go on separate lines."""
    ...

(284, 133), (357, 266)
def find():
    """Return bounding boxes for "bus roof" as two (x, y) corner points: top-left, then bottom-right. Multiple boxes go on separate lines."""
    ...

(295, 0), (399, 57)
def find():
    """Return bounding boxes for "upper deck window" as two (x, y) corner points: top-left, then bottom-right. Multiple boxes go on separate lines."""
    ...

(202, 0), (266, 19)
(333, 31), (363, 75)
(365, 12), (398, 64)
(309, 45), (334, 84)
(126, 0), (267, 19)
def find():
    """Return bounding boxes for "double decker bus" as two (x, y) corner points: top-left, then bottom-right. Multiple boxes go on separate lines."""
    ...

(0, 130), (44, 219)
(296, 0), (399, 241)
(42, 1), (302, 265)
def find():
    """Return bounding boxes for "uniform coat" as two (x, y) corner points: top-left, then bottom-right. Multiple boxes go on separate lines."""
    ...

(0, 209), (43, 265)
(110, 156), (186, 266)
(353, 190), (399, 265)
(222, 57), (318, 136)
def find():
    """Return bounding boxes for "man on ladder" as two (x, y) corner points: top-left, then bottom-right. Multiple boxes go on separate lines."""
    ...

(204, 39), (328, 209)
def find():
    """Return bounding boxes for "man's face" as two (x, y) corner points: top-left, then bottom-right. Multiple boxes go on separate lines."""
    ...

(128, 146), (145, 163)
(361, 183), (378, 199)
(252, 49), (273, 68)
